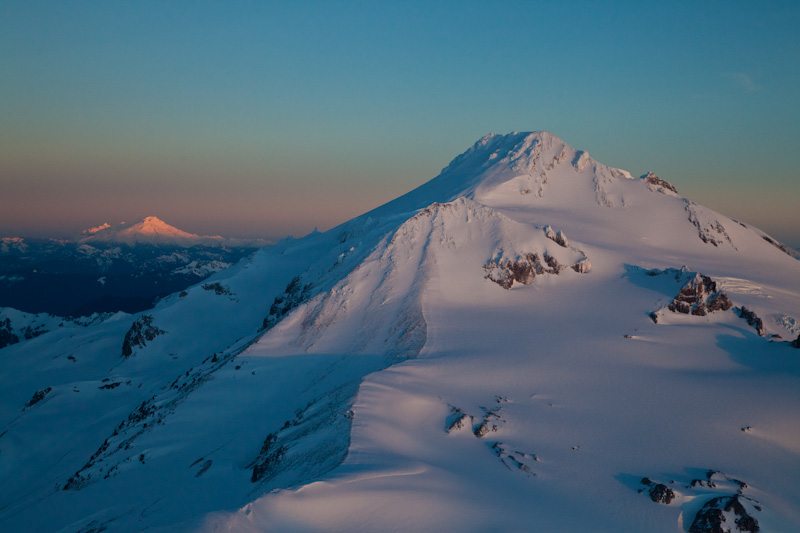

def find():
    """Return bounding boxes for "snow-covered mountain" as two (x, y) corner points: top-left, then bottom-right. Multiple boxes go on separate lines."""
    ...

(1, 132), (798, 532)
(80, 216), (241, 248)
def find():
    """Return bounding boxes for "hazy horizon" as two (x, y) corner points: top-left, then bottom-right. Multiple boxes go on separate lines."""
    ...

(2, 1), (799, 247)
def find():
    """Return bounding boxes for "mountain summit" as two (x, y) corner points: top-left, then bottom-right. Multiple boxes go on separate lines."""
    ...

(353, 131), (790, 258)
(2, 132), (799, 532)
(362, 131), (623, 216)
(124, 216), (210, 239)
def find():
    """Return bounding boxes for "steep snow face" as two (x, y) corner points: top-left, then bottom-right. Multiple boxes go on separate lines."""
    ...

(2, 132), (800, 532)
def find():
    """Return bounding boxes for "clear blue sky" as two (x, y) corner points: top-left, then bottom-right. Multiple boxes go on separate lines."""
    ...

(2, 1), (799, 246)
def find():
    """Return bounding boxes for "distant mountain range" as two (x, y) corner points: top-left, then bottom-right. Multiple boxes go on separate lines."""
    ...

(0, 217), (269, 317)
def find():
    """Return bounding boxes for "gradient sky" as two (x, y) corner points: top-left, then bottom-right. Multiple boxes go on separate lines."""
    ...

(2, 1), (799, 246)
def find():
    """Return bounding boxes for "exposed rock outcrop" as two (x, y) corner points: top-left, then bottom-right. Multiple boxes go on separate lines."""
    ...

(485, 253), (554, 288)
(250, 433), (287, 483)
(689, 494), (760, 533)
(761, 235), (793, 257)
(0, 316), (49, 350)
(637, 470), (760, 533)
(640, 477), (676, 504)
(121, 315), (166, 357)
(654, 272), (733, 319)
(261, 276), (312, 330)
(473, 406), (502, 438)
(571, 258), (592, 273)
(490, 442), (537, 476)
(644, 268), (790, 341)
(0, 318), (19, 349)
(485, 251), (589, 289)
(641, 172), (679, 194)
(544, 225), (569, 247)
(201, 282), (234, 296)
(737, 307), (765, 337)
(24, 386), (53, 410)
(445, 407), (472, 434)
(445, 399), (537, 476)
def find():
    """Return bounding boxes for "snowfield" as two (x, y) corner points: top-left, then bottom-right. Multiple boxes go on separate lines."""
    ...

(1, 132), (799, 532)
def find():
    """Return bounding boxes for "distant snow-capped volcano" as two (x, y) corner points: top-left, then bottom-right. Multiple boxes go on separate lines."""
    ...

(1, 218), (272, 317)
(80, 217), (230, 247)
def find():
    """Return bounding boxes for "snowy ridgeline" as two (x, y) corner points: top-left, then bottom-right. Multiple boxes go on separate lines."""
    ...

(1, 132), (799, 532)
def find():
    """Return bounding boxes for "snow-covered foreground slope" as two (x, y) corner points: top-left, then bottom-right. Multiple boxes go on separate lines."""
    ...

(1, 132), (799, 532)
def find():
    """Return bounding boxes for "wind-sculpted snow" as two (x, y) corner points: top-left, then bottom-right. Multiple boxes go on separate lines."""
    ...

(3, 132), (800, 532)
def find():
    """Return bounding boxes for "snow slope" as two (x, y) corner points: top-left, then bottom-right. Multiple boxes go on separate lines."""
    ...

(1, 132), (798, 532)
